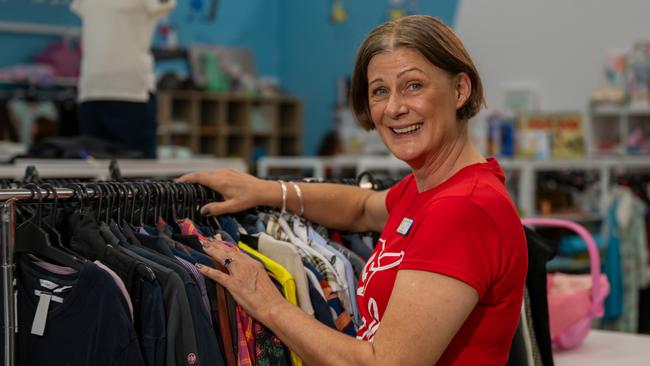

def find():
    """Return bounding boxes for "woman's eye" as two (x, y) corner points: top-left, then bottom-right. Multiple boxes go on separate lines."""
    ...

(406, 82), (422, 91)
(372, 87), (388, 96)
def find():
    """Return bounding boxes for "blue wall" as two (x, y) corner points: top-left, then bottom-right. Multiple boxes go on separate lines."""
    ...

(0, 0), (282, 77)
(0, 0), (459, 155)
(280, 0), (459, 154)
(166, 0), (282, 77)
(0, 2), (79, 67)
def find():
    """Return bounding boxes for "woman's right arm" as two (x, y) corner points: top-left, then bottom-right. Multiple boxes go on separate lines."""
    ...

(178, 168), (389, 233)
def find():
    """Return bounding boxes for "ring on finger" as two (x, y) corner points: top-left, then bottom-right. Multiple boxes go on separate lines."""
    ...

(223, 257), (235, 267)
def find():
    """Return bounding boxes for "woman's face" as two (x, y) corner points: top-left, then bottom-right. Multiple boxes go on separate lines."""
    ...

(367, 47), (468, 167)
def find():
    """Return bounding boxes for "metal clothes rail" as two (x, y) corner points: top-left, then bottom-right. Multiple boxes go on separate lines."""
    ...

(0, 182), (198, 365)
(0, 186), (87, 366)
(1, 199), (15, 366)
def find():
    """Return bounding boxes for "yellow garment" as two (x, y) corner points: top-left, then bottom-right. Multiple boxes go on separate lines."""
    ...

(238, 242), (303, 366)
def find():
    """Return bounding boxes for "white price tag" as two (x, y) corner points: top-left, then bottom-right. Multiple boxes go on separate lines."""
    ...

(31, 293), (51, 336)
(31, 290), (64, 336)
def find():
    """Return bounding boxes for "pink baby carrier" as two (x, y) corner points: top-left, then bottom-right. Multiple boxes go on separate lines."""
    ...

(522, 218), (610, 350)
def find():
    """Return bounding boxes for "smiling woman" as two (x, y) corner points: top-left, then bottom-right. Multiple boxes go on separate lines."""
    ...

(180, 15), (527, 366)
(366, 47), (470, 175)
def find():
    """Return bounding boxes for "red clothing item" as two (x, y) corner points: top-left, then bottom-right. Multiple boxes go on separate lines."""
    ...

(356, 158), (527, 366)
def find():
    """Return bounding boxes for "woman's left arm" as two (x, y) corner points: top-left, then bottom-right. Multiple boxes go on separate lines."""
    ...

(197, 241), (478, 366)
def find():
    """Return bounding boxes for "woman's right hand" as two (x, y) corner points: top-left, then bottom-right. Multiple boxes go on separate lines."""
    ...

(178, 168), (277, 216)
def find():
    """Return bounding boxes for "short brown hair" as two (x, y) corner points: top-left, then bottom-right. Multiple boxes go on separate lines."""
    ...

(350, 15), (485, 130)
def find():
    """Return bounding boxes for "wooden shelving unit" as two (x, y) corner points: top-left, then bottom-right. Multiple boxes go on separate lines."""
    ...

(157, 90), (303, 167)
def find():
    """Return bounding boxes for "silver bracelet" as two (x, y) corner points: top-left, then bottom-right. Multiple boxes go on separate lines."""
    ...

(290, 182), (304, 216)
(279, 180), (287, 214)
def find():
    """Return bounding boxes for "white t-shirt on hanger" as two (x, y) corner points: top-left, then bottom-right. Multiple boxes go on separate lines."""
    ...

(71, 0), (176, 102)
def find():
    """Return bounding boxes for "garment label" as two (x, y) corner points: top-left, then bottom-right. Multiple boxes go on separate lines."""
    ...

(31, 293), (51, 336)
(34, 290), (63, 304)
(39, 279), (59, 290)
(329, 255), (337, 266)
(31, 289), (64, 336)
(53, 286), (72, 294)
(396, 218), (414, 236)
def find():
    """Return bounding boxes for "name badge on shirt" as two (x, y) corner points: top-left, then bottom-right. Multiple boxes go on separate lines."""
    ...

(396, 217), (413, 236)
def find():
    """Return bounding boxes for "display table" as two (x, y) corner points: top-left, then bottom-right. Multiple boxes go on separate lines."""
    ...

(554, 330), (650, 365)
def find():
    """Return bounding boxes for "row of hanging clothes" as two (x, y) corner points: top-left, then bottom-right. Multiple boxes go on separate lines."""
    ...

(0, 178), (380, 366)
(600, 173), (650, 334)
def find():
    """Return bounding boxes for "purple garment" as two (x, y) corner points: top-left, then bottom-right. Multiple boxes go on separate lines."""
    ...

(95, 261), (134, 321)
(31, 258), (77, 275)
(174, 255), (212, 323)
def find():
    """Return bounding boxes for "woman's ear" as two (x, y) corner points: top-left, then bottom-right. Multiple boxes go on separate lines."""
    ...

(455, 72), (472, 110)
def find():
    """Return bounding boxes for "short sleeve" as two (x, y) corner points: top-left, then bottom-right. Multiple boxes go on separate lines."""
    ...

(399, 197), (502, 299)
(385, 174), (414, 213)
(143, 0), (177, 17)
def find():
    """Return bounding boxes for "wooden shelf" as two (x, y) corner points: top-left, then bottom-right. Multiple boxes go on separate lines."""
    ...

(158, 90), (302, 167)
(199, 126), (221, 135)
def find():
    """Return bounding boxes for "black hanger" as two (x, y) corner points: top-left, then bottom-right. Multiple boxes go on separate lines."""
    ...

(159, 181), (171, 227)
(153, 181), (167, 229)
(17, 183), (45, 230)
(176, 183), (189, 220)
(165, 182), (182, 233)
(86, 182), (103, 223)
(93, 182), (107, 223)
(128, 182), (139, 224)
(39, 183), (59, 226)
(181, 183), (195, 221)
(140, 182), (153, 226)
(38, 184), (70, 249)
(119, 182), (131, 223)
(109, 182), (125, 224)
(103, 182), (118, 223)
(124, 181), (138, 226)
(15, 184), (85, 271)
(99, 182), (114, 223)
(162, 181), (174, 226)
(189, 183), (203, 224)
(159, 181), (170, 224)
(65, 182), (88, 215)
(115, 182), (129, 224)
(146, 182), (158, 225)
(132, 182), (147, 227)
(196, 183), (210, 227)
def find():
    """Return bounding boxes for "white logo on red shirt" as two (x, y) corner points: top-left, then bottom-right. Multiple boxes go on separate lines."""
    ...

(357, 239), (404, 297)
(356, 238), (404, 341)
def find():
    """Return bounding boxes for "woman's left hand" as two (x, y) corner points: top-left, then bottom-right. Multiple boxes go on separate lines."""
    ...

(196, 240), (288, 321)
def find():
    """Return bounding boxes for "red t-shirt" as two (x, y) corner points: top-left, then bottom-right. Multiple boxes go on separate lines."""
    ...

(356, 158), (527, 365)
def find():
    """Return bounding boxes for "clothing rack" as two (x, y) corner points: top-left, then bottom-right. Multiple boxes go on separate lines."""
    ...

(1, 199), (16, 366)
(0, 186), (93, 366)
(0, 181), (219, 365)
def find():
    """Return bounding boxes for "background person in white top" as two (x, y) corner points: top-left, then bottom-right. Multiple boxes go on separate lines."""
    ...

(71, 0), (176, 158)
